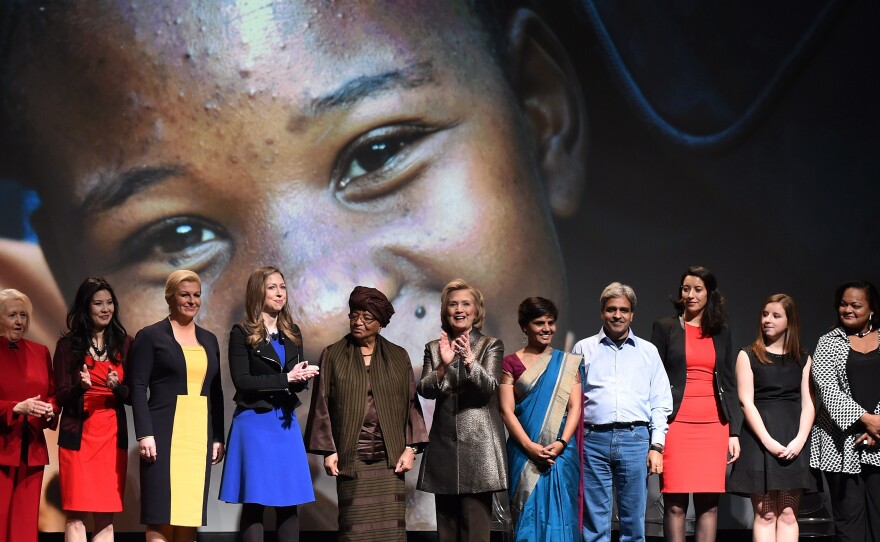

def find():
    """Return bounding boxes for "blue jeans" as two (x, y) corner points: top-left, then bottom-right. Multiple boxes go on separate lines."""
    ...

(582, 425), (649, 542)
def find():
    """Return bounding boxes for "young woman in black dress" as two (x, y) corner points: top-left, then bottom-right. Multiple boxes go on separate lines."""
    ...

(728, 294), (815, 542)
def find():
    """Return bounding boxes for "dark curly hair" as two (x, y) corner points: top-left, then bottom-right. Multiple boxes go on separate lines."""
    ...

(833, 280), (880, 331)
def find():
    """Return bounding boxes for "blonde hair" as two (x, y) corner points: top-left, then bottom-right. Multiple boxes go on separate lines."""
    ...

(164, 270), (201, 309)
(0, 288), (33, 333)
(440, 279), (485, 334)
(240, 266), (301, 347)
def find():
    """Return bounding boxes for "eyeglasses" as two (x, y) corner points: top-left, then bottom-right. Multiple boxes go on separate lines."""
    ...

(348, 312), (377, 324)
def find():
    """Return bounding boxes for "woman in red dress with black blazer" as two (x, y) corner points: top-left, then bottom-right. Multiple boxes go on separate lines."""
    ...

(0, 288), (57, 542)
(54, 277), (132, 542)
(651, 266), (742, 542)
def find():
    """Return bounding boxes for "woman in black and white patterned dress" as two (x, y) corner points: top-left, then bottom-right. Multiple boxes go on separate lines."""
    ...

(810, 280), (880, 542)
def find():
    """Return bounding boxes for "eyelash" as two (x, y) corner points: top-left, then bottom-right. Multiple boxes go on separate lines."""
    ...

(117, 216), (231, 272)
(332, 123), (437, 197)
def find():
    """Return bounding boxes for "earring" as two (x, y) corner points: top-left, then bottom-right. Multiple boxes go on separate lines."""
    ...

(522, 333), (528, 345)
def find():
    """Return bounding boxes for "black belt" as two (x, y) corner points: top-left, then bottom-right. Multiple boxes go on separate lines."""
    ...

(585, 421), (649, 430)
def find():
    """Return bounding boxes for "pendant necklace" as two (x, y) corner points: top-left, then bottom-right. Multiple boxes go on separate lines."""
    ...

(91, 337), (108, 360)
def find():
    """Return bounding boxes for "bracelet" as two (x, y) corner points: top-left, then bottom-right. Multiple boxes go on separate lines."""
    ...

(555, 438), (568, 449)
(649, 443), (664, 454)
(407, 445), (418, 453)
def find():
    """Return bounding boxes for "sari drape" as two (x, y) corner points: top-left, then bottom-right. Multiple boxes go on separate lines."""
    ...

(507, 348), (582, 541)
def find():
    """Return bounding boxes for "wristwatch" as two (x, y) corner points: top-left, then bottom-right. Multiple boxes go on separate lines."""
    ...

(649, 443), (664, 454)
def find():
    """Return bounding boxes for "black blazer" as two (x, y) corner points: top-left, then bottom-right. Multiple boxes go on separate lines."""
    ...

(651, 316), (742, 436)
(227, 323), (306, 411)
(129, 318), (224, 444)
(54, 335), (133, 450)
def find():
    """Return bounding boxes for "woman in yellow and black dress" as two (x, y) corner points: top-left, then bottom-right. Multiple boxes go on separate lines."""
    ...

(129, 270), (224, 542)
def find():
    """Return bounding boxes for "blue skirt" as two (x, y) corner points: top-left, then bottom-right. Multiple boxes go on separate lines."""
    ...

(219, 406), (315, 506)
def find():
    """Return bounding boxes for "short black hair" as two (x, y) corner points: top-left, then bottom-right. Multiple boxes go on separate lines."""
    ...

(517, 296), (558, 328)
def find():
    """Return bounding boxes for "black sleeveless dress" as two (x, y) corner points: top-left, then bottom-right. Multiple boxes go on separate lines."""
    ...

(728, 348), (816, 495)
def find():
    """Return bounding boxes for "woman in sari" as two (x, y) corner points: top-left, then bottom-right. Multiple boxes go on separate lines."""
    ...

(500, 297), (582, 541)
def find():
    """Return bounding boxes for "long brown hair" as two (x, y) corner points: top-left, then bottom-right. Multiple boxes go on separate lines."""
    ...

(241, 266), (301, 348)
(751, 293), (805, 364)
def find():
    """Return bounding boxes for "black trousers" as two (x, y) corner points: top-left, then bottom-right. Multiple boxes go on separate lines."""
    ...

(434, 491), (494, 542)
(825, 465), (880, 542)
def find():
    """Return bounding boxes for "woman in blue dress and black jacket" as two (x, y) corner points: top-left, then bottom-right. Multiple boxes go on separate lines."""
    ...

(219, 266), (319, 542)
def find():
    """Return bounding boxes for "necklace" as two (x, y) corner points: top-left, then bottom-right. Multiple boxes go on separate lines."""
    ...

(91, 337), (107, 359)
(855, 323), (874, 339)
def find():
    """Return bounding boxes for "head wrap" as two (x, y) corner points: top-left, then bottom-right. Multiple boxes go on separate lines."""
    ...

(348, 286), (395, 327)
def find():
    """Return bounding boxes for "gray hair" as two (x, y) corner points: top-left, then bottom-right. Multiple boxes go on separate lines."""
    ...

(0, 288), (33, 333)
(599, 282), (637, 312)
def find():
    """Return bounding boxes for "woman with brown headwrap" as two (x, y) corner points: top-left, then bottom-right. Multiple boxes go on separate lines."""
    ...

(305, 286), (428, 542)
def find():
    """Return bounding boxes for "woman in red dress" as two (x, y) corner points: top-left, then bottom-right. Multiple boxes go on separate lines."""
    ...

(54, 278), (132, 542)
(651, 266), (742, 542)
(0, 288), (57, 542)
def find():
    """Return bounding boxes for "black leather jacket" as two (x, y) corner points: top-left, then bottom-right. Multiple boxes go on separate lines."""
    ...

(228, 323), (307, 411)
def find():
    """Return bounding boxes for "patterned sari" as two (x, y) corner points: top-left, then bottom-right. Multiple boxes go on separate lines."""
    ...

(507, 348), (583, 541)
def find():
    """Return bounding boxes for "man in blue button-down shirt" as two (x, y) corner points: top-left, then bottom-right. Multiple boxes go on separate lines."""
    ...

(573, 282), (673, 542)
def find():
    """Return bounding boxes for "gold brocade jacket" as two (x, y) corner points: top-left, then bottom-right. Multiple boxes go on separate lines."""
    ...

(416, 330), (508, 494)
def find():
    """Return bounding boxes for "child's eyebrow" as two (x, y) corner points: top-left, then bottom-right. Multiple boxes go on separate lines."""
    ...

(288, 61), (435, 130)
(78, 164), (184, 214)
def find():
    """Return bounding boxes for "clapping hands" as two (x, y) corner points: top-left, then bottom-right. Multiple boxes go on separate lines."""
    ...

(287, 361), (320, 383)
(14, 394), (54, 420)
(80, 364), (91, 389)
(439, 330), (473, 366)
(106, 369), (120, 390)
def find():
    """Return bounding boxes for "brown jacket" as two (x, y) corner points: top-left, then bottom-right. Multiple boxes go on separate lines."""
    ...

(305, 334), (428, 478)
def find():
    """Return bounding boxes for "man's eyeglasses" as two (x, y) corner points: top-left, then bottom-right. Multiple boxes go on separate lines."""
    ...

(348, 312), (377, 324)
